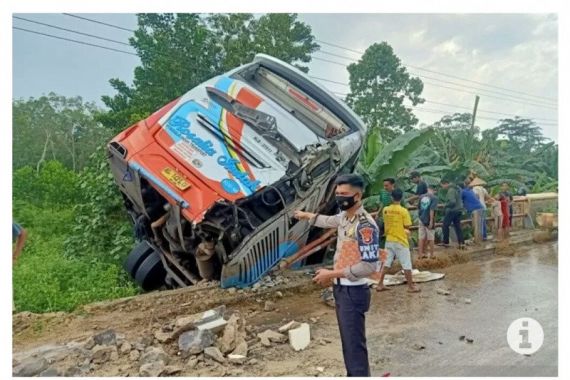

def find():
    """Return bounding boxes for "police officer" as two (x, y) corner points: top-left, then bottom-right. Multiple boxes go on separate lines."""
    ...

(294, 174), (380, 377)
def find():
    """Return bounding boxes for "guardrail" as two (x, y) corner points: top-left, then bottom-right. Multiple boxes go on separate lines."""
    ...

(370, 193), (557, 242)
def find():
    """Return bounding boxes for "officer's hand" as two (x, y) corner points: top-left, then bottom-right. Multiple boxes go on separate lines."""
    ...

(294, 210), (311, 220)
(313, 269), (333, 287)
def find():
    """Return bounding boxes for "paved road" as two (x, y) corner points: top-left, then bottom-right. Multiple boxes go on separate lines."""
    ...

(367, 242), (558, 376)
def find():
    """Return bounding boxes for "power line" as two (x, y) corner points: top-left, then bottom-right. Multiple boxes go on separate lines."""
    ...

(12, 25), (218, 79)
(313, 74), (558, 110)
(56, 14), (557, 104)
(15, 21), (556, 124)
(13, 26), (139, 56)
(426, 100), (557, 121)
(58, 13), (557, 106)
(420, 80), (558, 110)
(330, 91), (557, 123)
(62, 13), (135, 33)
(315, 39), (558, 103)
(13, 16), (133, 47)
(311, 53), (557, 108)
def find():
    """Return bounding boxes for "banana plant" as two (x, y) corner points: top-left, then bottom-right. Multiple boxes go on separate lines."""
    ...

(357, 126), (435, 196)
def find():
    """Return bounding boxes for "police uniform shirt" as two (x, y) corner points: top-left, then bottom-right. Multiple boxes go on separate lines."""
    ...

(310, 206), (380, 285)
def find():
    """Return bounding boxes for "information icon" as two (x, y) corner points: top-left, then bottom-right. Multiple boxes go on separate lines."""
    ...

(507, 318), (544, 355)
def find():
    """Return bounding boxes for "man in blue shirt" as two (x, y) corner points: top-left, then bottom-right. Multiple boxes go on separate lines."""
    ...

(460, 185), (485, 242)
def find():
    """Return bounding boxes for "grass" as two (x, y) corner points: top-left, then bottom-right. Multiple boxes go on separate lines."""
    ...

(12, 203), (139, 313)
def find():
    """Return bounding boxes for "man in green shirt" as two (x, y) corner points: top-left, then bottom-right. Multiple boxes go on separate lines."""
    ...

(440, 179), (465, 248)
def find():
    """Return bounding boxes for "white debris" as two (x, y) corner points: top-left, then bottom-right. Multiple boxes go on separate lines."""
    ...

(288, 323), (311, 351)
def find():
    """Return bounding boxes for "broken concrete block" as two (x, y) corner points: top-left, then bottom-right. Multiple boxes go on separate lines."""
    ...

(84, 337), (96, 350)
(231, 340), (248, 357)
(154, 330), (172, 343)
(186, 356), (199, 369)
(264, 300), (276, 312)
(218, 313), (246, 354)
(178, 329), (215, 357)
(140, 346), (170, 365)
(139, 360), (165, 377)
(204, 347), (225, 364)
(278, 320), (301, 333)
(257, 329), (287, 347)
(228, 354), (247, 365)
(119, 341), (132, 355)
(163, 365), (183, 375)
(288, 323), (310, 351)
(93, 329), (117, 346)
(13, 357), (48, 377)
(169, 306), (227, 343)
(91, 345), (118, 364)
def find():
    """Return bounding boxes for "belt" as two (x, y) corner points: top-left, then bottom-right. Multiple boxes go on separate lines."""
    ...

(334, 278), (368, 286)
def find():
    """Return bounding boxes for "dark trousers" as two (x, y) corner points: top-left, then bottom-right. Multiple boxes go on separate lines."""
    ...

(443, 210), (464, 245)
(333, 284), (371, 377)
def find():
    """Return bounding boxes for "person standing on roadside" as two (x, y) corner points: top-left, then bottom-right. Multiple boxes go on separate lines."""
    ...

(439, 179), (465, 249)
(377, 189), (420, 293)
(500, 182), (514, 227)
(469, 177), (493, 240)
(406, 171), (428, 205)
(376, 178), (405, 249)
(12, 222), (27, 262)
(460, 182), (485, 242)
(293, 174), (380, 377)
(418, 185), (438, 258)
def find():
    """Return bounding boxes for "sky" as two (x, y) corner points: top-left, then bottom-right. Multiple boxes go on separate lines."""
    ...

(12, 13), (558, 141)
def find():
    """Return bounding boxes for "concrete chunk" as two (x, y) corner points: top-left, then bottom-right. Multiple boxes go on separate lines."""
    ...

(178, 329), (215, 357)
(258, 329), (287, 347)
(288, 323), (310, 351)
(228, 354), (247, 364)
(204, 347), (225, 364)
(93, 329), (117, 346)
(278, 320), (301, 333)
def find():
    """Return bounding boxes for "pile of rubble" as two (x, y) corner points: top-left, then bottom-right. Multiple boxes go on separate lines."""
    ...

(13, 305), (313, 377)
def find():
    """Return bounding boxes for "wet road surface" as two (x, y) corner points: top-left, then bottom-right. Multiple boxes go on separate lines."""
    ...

(248, 242), (558, 376)
(365, 242), (558, 376)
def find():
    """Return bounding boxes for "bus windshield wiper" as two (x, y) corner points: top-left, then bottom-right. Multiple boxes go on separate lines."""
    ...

(206, 86), (279, 139)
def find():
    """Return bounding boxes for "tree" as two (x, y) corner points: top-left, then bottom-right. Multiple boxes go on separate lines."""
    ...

(12, 94), (110, 172)
(346, 42), (425, 141)
(99, 13), (319, 132)
(403, 113), (558, 193)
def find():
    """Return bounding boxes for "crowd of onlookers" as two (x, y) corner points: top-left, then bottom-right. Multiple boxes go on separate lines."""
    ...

(375, 171), (516, 259)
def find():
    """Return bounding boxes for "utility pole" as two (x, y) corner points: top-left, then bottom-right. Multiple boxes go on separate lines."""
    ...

(471, 95), (480, 132)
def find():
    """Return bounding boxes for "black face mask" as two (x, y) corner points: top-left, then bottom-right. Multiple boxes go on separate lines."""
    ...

(336, 194), (358, 210)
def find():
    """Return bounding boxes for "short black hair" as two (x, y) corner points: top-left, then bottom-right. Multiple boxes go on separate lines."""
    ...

(383, 177), (396, 185)
(335, 173), (364, 191)
(410, 171), (420, 179)
(440, 178), (450, 184)
(391, 188), (404, 201)
(428, 184), (436, 190)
